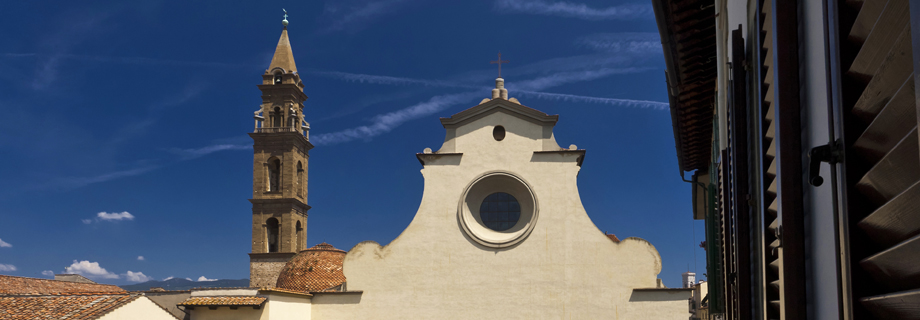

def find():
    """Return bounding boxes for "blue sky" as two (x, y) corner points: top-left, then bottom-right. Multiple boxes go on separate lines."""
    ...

(0, 0), (706, 286)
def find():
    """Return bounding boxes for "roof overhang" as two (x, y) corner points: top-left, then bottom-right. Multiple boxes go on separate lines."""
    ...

(440, 98), (558, 129)
(652, 0), (717, 172)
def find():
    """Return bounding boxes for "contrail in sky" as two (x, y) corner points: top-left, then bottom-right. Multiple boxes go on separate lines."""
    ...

(515, 90), (669, 109)
(493, 0), (652, 20)
(311, 67), (667, 145)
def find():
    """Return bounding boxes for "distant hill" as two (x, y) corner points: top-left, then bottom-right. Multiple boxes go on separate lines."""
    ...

(119, 278), (249, 291)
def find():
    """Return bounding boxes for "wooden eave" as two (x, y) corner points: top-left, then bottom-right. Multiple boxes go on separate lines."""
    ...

(652, 0), (717, 172)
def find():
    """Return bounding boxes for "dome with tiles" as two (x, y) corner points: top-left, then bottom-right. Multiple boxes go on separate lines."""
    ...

(274, 242), (347, 292)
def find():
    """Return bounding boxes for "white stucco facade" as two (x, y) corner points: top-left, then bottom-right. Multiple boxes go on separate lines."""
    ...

(97, 296), (179, 320)
(310, 96), (690, 319)
(261, 292), (312, 320)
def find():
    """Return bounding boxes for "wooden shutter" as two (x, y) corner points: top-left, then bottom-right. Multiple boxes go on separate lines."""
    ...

(719, 149), (736, 317)
(758, 1), (807, 319)
(758, 3), (782, 316)
(729, 27), (752, 320)
(831, 0), (920, 318)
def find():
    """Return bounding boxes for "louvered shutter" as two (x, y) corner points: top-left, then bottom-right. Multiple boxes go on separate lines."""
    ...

(830, 0), (920, 318)
(758, 1), (807, 319)
(729, 26), (753, 320)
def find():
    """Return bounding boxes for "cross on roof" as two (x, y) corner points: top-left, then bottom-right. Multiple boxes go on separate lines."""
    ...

(490, 52), (509, 78)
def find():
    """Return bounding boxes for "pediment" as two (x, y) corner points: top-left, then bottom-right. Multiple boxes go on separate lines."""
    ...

(439, 98), (558, 129)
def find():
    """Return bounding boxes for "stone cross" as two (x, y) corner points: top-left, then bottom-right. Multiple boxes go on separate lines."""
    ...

(490, 52), (509, 78)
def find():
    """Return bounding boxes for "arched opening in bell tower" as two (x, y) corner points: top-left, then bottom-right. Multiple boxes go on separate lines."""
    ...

(271, 107), (283, 128)
(268, 158), (281, 192)
(296, 161), (304, 198)
(295, 220), (304, 251)
(266, 218), (280, 253)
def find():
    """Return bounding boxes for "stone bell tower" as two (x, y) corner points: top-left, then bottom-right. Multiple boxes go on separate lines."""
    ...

(248, 15), (312, 288)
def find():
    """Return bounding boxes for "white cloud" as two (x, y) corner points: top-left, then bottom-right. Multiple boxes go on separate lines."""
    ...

(0, 238), (11, 248)
(137, 256), (145, 261)
(197, 276), (217, 282)
(163, 276), (174, 281)
(63, 260), (118, 279)
(124, 271), (152, 282)
(494, 0), (651, 20)
(83, 211), (136, 224)
(0, 264), (17, 272)
(97, 211), (134, 221)
(42, 270), (54, 276)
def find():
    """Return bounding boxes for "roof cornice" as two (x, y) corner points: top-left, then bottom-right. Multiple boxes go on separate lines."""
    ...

(439, 98), (558, 128)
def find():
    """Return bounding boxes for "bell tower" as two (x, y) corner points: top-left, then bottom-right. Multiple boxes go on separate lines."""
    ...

(248, 13), (312, 288)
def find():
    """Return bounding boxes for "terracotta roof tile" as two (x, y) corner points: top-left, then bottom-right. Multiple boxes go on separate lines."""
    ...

(0, 294), (137, 320)
(275, 242), (346, 292)
(258, 287), (313, 296)
(606, 234), (621, 243)
(177, 296), (266, 307)
(0, 275), (125, 295)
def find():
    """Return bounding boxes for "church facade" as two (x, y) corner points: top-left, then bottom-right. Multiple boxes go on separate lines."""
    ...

(180, 21), (690, 320)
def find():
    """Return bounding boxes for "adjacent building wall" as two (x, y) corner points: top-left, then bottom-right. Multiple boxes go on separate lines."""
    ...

(144, 291), (191, 320)
(262, 293), (311, 320)
(187, 307), (264, 320)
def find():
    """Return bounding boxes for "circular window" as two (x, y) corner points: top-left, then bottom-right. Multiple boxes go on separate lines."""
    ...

(479, 192), (520, 231)
(458, 171), (538, 248)
(493, 125), (506, 141)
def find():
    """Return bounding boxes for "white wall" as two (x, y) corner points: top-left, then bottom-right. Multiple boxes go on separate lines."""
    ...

(188, 307), (264, 320)
(262, 293), (311, 320)
(312, 105), (688, 319)
(98, 296), (180, 320)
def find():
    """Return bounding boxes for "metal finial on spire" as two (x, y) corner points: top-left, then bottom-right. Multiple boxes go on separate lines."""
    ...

(282, 9), (289, 27)
(490, 52), (509, 78)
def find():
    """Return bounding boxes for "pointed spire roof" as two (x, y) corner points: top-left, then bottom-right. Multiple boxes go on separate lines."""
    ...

(268, 29), (297, 72)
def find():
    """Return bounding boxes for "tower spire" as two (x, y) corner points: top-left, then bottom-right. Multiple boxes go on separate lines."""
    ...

(268, 10), (297, 73)
(249, 10), (311, 288)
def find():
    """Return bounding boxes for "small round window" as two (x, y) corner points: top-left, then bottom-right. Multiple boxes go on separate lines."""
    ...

(493, 125), (506, 141)
(479, 192), (520, 231)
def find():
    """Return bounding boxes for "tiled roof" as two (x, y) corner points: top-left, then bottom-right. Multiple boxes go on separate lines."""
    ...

(177, 296), (266, 307)
(606, 234), (621, 243)
(0, 293), (137, 320)
(275, 242), (346, 292)
(258, 287), (313, 297)
(0, 275), (125, 295)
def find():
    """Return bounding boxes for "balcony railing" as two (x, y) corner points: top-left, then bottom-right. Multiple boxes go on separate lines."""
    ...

(255, 127), (298, 133)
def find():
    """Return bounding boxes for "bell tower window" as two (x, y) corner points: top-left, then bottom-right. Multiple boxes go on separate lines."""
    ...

(268, 158), (281, 192)
(271, 107), (283, 128)
(295, 220), (304, 251)
(274, 74), (282, 84)
(296, 161), (304, 197)
(266, 218), (280, 253)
